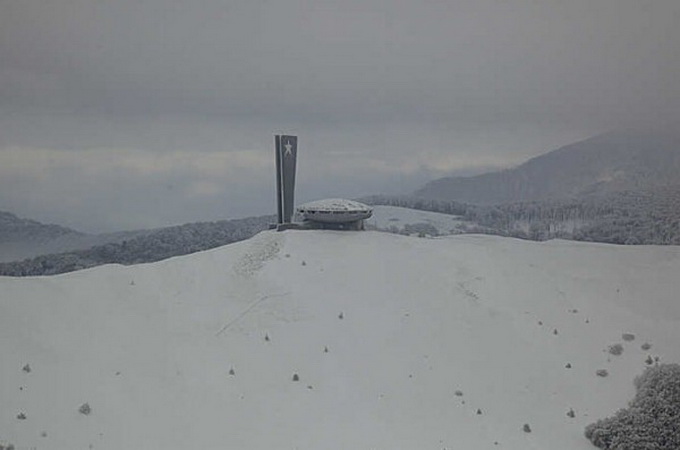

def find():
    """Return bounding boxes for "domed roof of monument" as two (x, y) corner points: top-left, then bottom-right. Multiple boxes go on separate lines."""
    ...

(297, 198), (372, 213)
(296, 199), (373, 224)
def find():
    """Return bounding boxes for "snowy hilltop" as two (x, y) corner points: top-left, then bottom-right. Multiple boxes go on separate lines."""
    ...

(1, 230), (680, 449)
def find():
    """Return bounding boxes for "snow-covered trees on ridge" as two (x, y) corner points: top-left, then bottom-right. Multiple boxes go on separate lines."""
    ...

(585, 364), (680, 449)
(361, 188), (680, 245)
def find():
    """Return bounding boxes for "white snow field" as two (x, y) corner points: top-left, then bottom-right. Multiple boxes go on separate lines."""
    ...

(2, 230), (680, 449)
(367, 205), (465, 235)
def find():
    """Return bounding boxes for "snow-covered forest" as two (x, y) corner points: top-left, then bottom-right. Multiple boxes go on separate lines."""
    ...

(362, 188), (680, 245)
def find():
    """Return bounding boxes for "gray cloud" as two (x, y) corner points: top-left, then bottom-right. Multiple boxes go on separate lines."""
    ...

(1, 0), (679, 231)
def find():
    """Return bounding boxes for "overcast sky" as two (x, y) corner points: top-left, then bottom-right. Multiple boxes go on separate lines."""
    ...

(1, 0), (679, 232)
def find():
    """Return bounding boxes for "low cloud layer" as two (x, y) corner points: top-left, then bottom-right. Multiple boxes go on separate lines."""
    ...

(1, 0), (679, 231)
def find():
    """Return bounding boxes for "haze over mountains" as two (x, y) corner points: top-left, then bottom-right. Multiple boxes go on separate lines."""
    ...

(415, 128), (680, 204)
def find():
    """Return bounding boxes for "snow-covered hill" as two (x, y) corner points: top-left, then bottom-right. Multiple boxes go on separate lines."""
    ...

(2, 230), (679, 449)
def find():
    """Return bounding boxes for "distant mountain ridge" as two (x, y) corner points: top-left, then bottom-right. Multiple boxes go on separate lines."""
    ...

(415, 129), (680, 204)
(0, 210), (82, 243)
(0, 210), (156, 263)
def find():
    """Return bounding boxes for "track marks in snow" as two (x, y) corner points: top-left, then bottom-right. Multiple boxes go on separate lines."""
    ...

(233, 232), (283, 278)
(456, 281), (480, 303)
(215, 292), (291, 336)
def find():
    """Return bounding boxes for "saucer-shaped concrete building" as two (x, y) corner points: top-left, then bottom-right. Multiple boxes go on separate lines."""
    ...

(296, 199), (373, 230)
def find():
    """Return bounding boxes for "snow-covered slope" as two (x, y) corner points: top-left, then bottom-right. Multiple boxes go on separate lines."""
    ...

(2, 231), (680, 449)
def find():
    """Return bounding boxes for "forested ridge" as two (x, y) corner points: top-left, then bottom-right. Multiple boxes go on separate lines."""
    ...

(0, 215), (273, 276)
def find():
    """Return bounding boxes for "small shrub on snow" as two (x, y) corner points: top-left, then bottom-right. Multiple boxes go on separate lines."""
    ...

(78, 403), (91, 415)
(584, 364), (680, 449)
(608, 344), (624, 356)
(596, 369), (609, 377)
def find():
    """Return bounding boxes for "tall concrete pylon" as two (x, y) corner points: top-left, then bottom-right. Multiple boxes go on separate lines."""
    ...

(275, 135), (298, 224)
